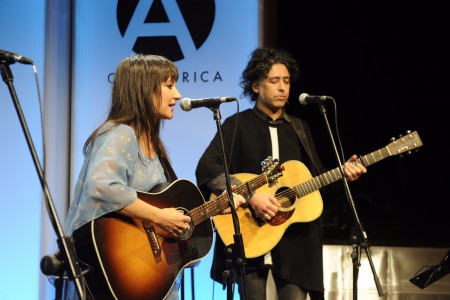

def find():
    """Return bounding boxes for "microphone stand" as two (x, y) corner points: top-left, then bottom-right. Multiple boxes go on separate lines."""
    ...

(206, 103), (248, 300)
(315, 101), (384, 299)
(0, 62), (86, 299)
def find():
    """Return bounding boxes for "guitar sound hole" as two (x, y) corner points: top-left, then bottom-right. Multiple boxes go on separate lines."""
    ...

(276, 187), (296, 210)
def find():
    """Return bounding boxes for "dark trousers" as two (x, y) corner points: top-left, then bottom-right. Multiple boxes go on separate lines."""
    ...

(237, 268), (324, 300)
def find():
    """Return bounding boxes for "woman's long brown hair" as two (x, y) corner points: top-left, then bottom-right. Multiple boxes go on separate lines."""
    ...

(83, 54), (179, 163)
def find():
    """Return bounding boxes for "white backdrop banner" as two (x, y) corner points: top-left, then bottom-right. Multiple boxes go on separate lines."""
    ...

(0, 1), (258, 299)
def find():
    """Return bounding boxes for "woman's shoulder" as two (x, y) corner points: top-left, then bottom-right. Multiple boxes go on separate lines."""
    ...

(99, 122), (135, 137)
(95, 122), (138, 149)
(113, 123), (136, 136)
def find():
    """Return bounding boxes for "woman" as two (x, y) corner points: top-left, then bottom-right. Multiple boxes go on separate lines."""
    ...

(63, 54), (244, 300)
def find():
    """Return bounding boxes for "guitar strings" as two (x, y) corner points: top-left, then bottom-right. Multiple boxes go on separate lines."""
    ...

(186, 173), (329, 227)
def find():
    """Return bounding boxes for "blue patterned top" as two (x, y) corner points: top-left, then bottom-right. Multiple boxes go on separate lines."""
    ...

(64, 122), (166, 236)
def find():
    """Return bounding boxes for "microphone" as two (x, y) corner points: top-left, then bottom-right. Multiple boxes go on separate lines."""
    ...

(299, 93), (333, 105)
(0, 49), (33, 65)
(180, 97), (237, 111)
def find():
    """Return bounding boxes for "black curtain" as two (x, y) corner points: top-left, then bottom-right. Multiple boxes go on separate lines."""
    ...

(274, 0), (450, 247)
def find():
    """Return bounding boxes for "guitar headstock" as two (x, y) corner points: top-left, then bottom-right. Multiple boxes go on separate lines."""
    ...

(261, 156), (284, 187)
(387, 130), (423, 156)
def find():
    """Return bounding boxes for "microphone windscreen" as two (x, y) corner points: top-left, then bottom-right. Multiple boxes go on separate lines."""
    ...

(180, 98), (192, 111)
(299, 93), (309, 105)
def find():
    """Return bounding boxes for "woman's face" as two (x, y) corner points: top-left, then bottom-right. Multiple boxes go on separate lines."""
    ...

(158, 77), (181, 120)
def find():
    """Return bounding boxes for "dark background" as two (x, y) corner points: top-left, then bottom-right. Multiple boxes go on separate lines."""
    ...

(267, 1), (450, 247)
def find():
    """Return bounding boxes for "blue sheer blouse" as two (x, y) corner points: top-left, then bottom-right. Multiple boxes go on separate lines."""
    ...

(64, 122), (166, 236)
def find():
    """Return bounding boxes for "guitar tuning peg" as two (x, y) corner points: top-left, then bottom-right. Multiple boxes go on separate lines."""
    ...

(262, 156), (274, 166)
(405, 130), (411, 134)
(261, 156), (274, 171)
(390, 137), (396, 142)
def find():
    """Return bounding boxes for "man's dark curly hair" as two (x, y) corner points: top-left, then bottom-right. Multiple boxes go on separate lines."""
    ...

(240, 47), (300, 101)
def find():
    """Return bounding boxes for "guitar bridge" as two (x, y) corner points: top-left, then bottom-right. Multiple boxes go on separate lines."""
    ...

(143, 223), (162, 263)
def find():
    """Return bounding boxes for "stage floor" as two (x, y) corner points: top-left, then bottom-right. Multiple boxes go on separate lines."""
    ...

(265, 245), (450, 300)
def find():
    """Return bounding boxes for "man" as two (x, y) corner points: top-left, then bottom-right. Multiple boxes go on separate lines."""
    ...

(195, 47), (366, 299)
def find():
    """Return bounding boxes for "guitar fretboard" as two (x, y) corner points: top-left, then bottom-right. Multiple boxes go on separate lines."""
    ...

(295, 146), (391, 198)
(189, 172), (269, 226)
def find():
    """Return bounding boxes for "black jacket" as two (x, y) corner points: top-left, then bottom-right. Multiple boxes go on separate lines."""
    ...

(195, 107), (339, 293)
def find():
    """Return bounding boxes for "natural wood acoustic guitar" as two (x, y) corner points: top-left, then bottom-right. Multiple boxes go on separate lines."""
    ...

(212, 130), (423, 258)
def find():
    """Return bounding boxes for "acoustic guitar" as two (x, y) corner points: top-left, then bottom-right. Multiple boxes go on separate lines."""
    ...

(80, 157), (283, 299)
(212, 130), (423, 258)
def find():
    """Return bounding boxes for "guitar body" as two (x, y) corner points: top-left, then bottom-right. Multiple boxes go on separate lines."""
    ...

(76, 179), (213, 300)
(213, 160), (323, 258)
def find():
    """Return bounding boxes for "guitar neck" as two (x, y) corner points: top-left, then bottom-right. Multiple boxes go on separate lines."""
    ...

(295, 146), (391, 198)
(190, 173), (269, 225)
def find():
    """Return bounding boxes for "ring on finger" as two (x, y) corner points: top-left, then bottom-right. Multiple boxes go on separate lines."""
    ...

(263, 213), (269, 219)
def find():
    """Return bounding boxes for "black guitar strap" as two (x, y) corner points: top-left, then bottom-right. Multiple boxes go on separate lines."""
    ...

(159, 155), (178, 182)
(290, 116), (322, 174)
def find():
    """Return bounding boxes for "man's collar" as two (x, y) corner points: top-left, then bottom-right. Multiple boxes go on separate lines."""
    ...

(252, 105), (291, 124)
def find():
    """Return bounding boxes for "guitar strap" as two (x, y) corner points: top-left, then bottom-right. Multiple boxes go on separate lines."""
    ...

(159, 154), (178, 182)
(289, 116), (322, 174)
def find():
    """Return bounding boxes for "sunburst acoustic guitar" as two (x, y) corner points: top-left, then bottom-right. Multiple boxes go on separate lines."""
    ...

(78, 157), (283, 300)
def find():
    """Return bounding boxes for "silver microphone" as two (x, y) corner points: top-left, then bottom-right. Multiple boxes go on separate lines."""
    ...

(299, 93), (333, 105)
